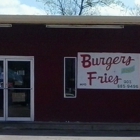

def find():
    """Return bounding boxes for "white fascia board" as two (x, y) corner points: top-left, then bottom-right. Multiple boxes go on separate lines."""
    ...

(0, 15), (140, 25)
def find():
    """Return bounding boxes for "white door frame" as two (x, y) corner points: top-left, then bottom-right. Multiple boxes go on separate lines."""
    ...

(0, 56), (34, 121)
(0, 58), (6, 121)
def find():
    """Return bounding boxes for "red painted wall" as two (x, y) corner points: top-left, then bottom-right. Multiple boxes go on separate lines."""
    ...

(0, 24), (140, 122)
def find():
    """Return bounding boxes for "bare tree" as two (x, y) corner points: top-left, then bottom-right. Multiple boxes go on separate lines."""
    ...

(37, 0), (125, 15)
(129, 4), (140, 16)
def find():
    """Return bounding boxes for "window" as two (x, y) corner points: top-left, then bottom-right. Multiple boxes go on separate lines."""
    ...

(64, 57), (76, 98)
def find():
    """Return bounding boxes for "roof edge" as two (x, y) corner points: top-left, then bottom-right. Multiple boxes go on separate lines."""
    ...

(0, 15), (140, 25)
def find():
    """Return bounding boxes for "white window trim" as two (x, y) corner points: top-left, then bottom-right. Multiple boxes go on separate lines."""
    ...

(64, 57), (77, 98)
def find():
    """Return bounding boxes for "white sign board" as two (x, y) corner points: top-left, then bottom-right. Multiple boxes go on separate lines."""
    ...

(77, 53), (140, 89)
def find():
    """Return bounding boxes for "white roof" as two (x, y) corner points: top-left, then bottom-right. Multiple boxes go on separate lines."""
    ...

(0, 15), (140, 25)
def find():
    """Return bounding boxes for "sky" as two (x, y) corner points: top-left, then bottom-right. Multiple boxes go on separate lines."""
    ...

(0, 0), (46, 15)
(121, 0), (134, 7)
(0, 0), (139, 15)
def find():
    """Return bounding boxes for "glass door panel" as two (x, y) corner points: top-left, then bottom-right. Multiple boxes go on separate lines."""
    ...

(8, 61), (30, 88)
(8, 89), (30, 117)
(7, 61), (31, 119)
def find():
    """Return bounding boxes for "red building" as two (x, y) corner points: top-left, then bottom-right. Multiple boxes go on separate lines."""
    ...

(0, 15), (140, 122)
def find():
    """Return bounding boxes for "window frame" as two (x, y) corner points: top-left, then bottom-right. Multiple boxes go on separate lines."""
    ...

(64, 57), (77, 98)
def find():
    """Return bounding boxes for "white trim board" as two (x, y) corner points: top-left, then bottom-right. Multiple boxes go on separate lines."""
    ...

(0, 15), (140, 25)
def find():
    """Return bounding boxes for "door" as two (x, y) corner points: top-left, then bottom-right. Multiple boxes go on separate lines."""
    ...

(0, 56), (34, 121)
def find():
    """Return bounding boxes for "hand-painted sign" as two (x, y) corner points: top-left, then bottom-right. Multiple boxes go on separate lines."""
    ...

(77, 53), (140, 89)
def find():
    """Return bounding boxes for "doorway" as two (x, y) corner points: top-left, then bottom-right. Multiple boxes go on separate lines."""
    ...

(0, 56), (34, 121)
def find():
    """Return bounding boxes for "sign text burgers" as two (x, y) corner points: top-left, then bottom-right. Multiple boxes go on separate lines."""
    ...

(77, 53), (140, 89)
